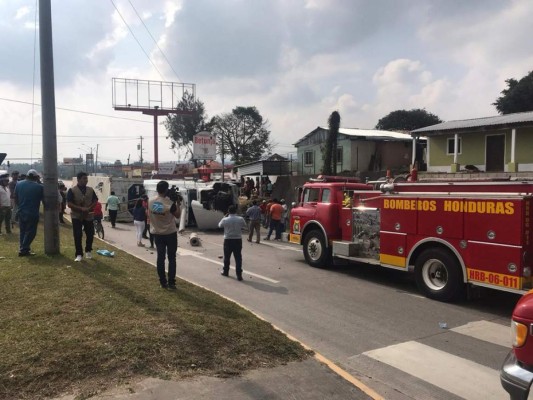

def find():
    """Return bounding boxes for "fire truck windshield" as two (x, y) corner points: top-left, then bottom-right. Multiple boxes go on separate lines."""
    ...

(303, 188), (320, 203)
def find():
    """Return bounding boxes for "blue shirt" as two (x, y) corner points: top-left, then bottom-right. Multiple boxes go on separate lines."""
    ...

(246, 205), (261, 221)
(218, 214), (246, 239)
(14, 179), (44, 218)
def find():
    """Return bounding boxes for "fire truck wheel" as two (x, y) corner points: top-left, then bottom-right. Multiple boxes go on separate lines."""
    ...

(303, 229), (331, 268)
(414, 248), (464, 302)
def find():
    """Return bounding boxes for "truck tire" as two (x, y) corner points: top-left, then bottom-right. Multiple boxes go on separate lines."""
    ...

(414, 248), (465, 302)
(303, 229), (331, 268)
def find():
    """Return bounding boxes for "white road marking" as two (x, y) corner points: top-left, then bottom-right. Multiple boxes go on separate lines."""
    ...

(363, 341), (506, 400)
(261, 241), (301, 251)
(178, 248), (280, 284)
(450, 320), (510, 348)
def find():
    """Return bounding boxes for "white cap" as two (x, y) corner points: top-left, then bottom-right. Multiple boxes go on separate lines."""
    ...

(27, 169), (40, 177)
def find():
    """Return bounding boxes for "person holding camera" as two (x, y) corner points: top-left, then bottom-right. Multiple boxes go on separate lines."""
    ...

(148, 181), (181, 289)
(218, 205), (246, 281)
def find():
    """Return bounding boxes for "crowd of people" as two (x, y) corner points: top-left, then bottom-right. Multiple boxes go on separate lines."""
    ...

(241, 176), (273, 199)
(1, 169), (292, 288)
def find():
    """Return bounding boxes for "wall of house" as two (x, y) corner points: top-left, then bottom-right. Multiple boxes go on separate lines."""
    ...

(297, 144), (322, 175)
(297, 136), (357, 174)
(336, 137), (351, 172)
(516, 127), (533, 164)
(428, 129), (506, 169)
(349, 140), (375, 171)
(378, 141), (412, 171)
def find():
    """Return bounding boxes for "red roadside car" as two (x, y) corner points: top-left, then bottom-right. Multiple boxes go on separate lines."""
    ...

(501, 290), (533, 399)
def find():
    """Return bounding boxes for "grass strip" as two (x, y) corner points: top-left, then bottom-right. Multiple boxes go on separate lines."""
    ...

(0, 221), (310, 399)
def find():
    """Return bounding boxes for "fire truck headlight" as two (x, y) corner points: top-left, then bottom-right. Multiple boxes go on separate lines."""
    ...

(512, 320), (529, 347)
(524, 267), (532, 278)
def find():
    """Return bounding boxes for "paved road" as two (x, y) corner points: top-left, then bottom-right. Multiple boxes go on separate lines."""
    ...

(98, 220), (519, 400)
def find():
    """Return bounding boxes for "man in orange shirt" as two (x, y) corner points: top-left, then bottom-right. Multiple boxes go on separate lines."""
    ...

(265, 199), (283, 241)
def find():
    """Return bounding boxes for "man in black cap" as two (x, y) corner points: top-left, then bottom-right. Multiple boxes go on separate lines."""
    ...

(14, 169), (44, 256)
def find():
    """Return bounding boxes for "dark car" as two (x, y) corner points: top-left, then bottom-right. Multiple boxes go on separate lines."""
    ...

(501, 290), (533, 399)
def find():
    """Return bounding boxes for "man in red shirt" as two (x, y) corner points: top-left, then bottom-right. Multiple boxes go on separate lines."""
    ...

(265, 199), (283, 241)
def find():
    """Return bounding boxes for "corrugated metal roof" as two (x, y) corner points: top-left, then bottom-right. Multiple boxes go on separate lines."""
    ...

(412, 111), (533, 134)
(331, 127), (413, 140)
(294, 126), (413, 146)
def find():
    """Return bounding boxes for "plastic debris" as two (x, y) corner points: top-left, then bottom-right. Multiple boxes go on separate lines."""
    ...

(438, 322), (448, 329)
(96, 249), (115, 257)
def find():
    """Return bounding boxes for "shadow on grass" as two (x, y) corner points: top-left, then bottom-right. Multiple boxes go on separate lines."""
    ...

(75, 253), (259, 321)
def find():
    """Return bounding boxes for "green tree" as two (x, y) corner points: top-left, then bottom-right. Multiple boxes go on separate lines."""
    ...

(164, 92), (211, 158)
(329, 111), (340, 175)
(493, 71), (533, 114)
(322, 111), (341, 175)
(211, 106), (273, 165)
(375, 109), (442, 131)
(322, 132), (333, 176)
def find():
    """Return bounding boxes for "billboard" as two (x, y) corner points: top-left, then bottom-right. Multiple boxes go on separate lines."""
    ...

(193, 131), (216, 160)
(63, 157), (83, 165)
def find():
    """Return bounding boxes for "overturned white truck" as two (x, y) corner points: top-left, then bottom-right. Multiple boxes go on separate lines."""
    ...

(85, 176), (144, 222)
(142, 179), (239, 231)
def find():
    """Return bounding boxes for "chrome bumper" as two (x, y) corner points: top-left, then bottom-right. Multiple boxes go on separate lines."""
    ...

(501, 350), (533, 400)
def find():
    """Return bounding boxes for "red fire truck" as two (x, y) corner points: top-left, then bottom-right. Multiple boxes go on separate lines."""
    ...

(289, 175), (533, 302)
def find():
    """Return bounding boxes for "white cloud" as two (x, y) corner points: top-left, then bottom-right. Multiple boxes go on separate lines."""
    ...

(14, 6), (30, 20)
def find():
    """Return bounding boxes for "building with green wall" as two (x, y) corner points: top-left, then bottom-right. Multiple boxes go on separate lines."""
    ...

(412, 111), (533, 173)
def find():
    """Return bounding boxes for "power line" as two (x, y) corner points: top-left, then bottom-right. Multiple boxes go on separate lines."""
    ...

(109, 0), (167, 81)
(127, 0), (182, 82)
(0, 97), (151, 123)
(0, 131), (143, 139)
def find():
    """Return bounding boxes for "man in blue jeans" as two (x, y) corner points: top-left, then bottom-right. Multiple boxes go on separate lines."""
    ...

(14, 169), (44, 256)
(218, 205), (246, 281)
(148, 181), (181, 289)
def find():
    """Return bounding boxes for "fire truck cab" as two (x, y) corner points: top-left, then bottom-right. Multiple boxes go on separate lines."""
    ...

(289, 175), (533, 302)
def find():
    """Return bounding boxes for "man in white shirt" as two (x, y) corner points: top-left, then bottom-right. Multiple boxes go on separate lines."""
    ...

(0, 173), (12, 234)
(218, 205), (246, 281)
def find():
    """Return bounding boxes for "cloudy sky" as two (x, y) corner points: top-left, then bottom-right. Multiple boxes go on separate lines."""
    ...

(1, 0), (532, 167)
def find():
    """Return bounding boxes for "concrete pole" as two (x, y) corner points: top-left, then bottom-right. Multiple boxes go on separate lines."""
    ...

(39, 0), (60, 255)
(221, 132), (225, 182)
(412, 137), (417, 166)
(511, 128), (516, 163)
(453, 133), (459, 164)
(153, 115), (159, 171)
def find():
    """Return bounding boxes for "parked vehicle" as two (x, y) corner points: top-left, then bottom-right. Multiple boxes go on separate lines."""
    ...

(79, 175), (144, 223)
(289, 175), (533, 302)
(501, 290), (533, 400)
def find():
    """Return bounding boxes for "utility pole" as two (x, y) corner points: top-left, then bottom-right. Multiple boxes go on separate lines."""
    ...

(39, 0), (60, 255)
(95, 144), (99, 174)
(139, 136), (143, 177)
(220, 132), (224, 182)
